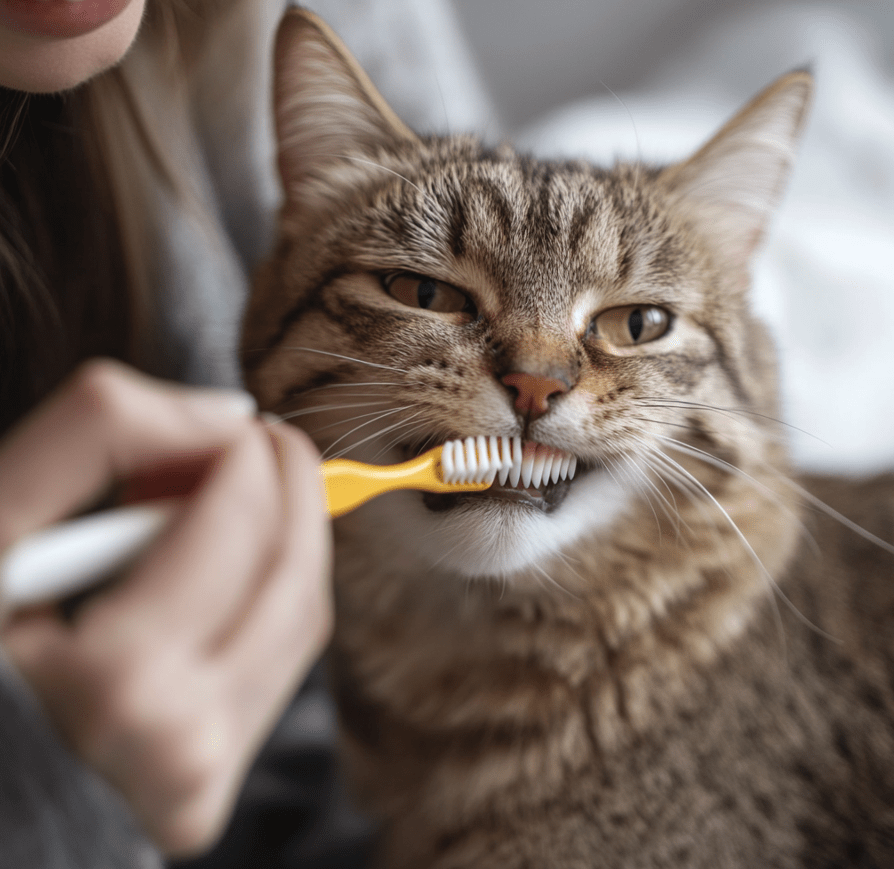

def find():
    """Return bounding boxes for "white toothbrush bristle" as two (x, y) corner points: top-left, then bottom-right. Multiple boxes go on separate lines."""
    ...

(464, 437), (477, 481)
(500, 437), (513, 470)
(440, 437), (580, 489)
(442, 440), (454, 483)
(497, 436), (511, 485)
(454, 440), (467, 480)
(474, 436), (486, 482)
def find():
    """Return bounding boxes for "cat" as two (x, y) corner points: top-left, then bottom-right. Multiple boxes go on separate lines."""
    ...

(242, 8), (894, 868)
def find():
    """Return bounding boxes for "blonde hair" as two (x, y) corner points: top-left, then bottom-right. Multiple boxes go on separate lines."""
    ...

(0, 0), (243, 433)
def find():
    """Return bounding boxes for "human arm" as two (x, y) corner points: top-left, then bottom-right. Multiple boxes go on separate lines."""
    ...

(0, 359), (332, 857)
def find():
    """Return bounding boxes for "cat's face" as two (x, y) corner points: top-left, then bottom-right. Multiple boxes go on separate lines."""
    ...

(243, 10), (811, 580)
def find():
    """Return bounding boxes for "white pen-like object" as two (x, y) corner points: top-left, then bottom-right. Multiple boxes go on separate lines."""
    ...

(0, 503), (174, 613)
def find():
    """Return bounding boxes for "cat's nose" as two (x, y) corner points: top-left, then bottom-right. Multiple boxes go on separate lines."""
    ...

(501, 372), (570, 420)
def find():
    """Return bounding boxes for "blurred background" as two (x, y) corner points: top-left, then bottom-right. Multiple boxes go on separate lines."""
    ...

(313, 0), (894, 475)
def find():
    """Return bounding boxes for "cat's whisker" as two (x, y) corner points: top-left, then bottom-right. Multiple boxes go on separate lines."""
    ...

(601, 455), (664, 545)
(279, 346), (409, 373)
(626, 452), (694, 545)
(324, 410), (427, 461)
(274, 390), (396, 416)
(632, 434), (766, 556)
(300, 381), (401, 397)
(645, 447), (842, 647)
(766, 468), (894, 558)
(331, 154), (430, 200)
(277, 400), (396, 423)
(631, 436), (727, 548)
(636, 443), (791, 656)
(370, 420), (433, 461)
(321, 417), (420, 462)
(636, 413), (791, 451)
(638, 397), (827, 445)
(548, 549), (588, 587)
(653, 434), (822, 558)
(426, 530), (477, 573)
(639, 429), (890, 561)
(318, 406), (418, 459)
(531, 561), (581, 601)
(304, 406), (413, 439)
(597, 77), (643, 181)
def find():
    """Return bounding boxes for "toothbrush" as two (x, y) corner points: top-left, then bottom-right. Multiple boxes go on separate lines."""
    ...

(1, 436), (570, 613)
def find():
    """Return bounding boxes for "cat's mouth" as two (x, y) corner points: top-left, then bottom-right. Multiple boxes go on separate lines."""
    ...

(408, 440), (587, 514)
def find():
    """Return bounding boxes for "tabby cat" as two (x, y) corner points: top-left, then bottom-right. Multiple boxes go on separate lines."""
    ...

(242, 9), (894, 868)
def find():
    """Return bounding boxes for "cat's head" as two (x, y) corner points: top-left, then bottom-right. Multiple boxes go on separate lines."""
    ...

(243, 9), (811, 580)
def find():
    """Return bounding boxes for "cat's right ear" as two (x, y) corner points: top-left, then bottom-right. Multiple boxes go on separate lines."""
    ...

(660, 70), (813, 276)
(273, 7), (418, 209)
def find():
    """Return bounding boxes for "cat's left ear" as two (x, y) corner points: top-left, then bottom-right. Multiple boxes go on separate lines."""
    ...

(660, 70), (813, 271)
(272, 7), (419, 209)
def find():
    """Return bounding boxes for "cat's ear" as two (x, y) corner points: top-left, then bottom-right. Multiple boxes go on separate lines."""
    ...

(272, 7), (418, 206)
(660, 70), (813, 271)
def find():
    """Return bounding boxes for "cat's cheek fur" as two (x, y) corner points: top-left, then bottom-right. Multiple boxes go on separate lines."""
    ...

(343, 468), (631, 580)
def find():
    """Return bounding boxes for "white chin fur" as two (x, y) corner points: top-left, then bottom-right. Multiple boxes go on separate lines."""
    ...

(356, 463), (630, 580)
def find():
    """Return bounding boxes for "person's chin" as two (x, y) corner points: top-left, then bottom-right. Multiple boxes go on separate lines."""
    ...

(0, 0), (145, 93)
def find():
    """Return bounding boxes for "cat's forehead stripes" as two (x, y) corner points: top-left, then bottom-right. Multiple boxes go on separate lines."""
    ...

(359, 152), (684, 323)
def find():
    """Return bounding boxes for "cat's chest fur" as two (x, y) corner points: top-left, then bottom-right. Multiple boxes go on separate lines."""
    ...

(243, 10), (894, 868)
(330, 476), (894, 869)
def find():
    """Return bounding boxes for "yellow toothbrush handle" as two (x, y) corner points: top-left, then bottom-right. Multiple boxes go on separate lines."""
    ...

(321, 449), (489, 518)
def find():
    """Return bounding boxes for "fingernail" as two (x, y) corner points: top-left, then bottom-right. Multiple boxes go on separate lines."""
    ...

(188, 389), (258, 422)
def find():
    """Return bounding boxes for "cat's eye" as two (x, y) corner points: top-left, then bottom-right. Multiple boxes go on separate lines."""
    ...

(591, 305), (671, 347)
(384, 273), (475, 318)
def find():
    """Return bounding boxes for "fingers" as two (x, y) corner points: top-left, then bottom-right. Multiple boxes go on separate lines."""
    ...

(222, 422), (333, 710)
(0, 359), (257, 551)
(1, 399), (335, 857)
(0, 361), (335, 857)
(90, 421), (284, 648)
(160, 423), (334, 855)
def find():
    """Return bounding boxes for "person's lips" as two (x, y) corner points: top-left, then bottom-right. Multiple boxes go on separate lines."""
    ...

(0, 0), (132, 39)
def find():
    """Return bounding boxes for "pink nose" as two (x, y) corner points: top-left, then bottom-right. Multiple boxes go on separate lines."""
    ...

(501, 372), (569, 420)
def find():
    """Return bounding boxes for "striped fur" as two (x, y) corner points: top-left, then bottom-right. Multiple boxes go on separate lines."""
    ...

(241, 9), (894, 868)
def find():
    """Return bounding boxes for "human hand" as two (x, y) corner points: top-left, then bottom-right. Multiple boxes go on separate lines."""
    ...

(0, 359), (332, 856)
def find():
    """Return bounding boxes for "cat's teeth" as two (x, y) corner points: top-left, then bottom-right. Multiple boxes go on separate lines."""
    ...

(520, 445), (536, 488)
(551, 456), (562, 484)
(531, 451), (547, 488)
(539, 454), (554, 488)
(558, 454), (571, 481)
(568, 456), (577, 480)
(508, 439), (522, 487)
